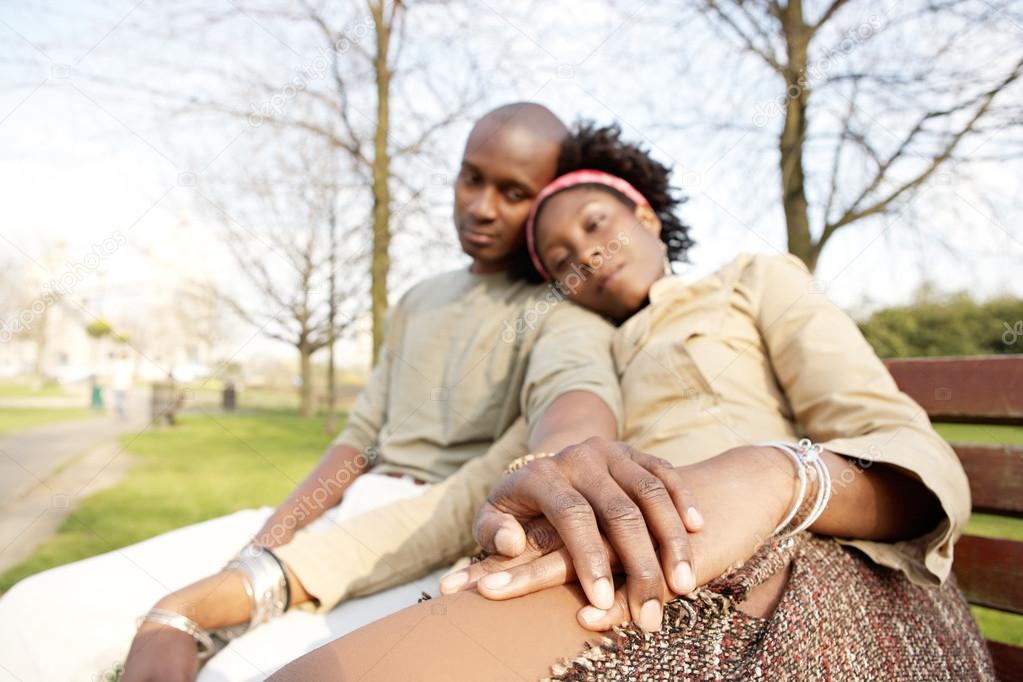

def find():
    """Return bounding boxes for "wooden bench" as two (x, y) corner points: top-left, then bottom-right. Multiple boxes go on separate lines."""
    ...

(886, 356), (1023, 682)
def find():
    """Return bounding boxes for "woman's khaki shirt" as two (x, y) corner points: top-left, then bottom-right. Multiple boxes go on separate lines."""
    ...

(278, 253), (970, 611)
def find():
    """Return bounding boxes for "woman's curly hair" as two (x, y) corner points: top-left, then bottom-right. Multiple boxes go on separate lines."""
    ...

(545, 120), (694, 265)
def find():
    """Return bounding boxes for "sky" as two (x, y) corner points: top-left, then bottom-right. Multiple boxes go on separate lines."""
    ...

(2, 0), (1021, 371)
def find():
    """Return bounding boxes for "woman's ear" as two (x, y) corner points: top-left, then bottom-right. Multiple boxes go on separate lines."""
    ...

(634, 204), (662, 237)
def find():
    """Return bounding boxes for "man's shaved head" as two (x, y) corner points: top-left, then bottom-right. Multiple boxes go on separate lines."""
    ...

(465, 102), (568, 154)
(454, 103), (568, 275)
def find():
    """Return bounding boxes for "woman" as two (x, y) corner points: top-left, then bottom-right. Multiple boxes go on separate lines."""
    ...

(271, 123), (993, 680)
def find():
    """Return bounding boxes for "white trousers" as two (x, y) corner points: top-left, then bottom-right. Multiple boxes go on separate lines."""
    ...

(0, 474), (448, 682)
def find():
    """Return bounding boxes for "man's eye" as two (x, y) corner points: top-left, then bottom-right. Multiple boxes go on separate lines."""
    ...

(505, 189), (526, 202)
(460, 170), (481, 185)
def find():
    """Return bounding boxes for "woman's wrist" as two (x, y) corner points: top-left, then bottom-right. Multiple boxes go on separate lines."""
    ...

(679, 446), (798, 549)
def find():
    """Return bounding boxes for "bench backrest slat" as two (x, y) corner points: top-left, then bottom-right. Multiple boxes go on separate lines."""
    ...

(884, 357), (1023, 424)
(954, 444), (1023, 516)
(988, 641), (1023, 682)
(953, 535), (1023, 615)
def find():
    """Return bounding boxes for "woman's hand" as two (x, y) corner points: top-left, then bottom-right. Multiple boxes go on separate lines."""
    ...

(442, 444), (798, 632)
(120, 620), (200, 682)
(449, 437), (705, 631)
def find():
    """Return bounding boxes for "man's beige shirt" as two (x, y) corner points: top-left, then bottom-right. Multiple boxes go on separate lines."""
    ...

(275, 267), (623, 605)
(332, 266), (621, 482)
(278, 253), (970, 611)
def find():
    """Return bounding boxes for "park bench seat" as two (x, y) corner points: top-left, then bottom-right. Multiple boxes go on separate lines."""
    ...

(886, 356), (1023, 682)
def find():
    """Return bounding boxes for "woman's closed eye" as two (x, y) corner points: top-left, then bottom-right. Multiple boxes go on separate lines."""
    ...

(551, 253), (572, 274)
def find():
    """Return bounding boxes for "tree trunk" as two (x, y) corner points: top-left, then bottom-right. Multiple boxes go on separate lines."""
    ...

(778, 0), (816, 271)
(299, 343), (314, 418)
(369, 1), (393, 364)
(325, 204), (339, 434)
(32, 305), (49, 387)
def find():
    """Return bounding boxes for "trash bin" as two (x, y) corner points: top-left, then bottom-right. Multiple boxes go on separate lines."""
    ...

(90, 381), (104, 410)
(222, 382), (237, 411)
(151, 380), (178, 425)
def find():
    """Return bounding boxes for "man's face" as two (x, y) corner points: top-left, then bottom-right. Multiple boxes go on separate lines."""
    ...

(453, 122), (561, 272)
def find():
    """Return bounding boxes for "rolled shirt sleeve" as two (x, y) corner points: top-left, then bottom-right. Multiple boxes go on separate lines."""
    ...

(273, 419), (527, 612)
(521, 301), (624, 439)
(750, 253), (971, 586)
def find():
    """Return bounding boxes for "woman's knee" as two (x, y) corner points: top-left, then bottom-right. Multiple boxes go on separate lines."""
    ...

(273, 585), (600, 681)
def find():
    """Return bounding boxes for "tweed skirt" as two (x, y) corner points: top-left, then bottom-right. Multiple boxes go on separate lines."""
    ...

(546, 533), (995, 681)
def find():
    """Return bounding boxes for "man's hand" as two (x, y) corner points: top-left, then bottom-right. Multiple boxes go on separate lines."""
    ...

(442, 444), (798, 633)
(120, 621), (200, 682)
(449, 438), (704, 632)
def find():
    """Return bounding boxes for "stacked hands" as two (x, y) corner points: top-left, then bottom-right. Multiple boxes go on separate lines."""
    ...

(439, 437), (806, 633)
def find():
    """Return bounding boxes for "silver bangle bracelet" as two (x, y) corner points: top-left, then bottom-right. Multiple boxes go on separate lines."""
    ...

(787, 439), (832, 536)
(760, 438), (833, 538)
(760, 441), (808, 537)
(139, 608), (215, 661)
(226, 544), (288, 628)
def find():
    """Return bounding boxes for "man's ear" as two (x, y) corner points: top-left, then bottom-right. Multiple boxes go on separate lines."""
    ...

(635, 205), (661, 237)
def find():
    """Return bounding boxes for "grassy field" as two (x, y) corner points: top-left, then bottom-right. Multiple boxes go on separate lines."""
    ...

(0, 381), (67, 398)
(0, 407), (98, 437)
(0, 408), (335, 591)
(0, 413), (1019, 647)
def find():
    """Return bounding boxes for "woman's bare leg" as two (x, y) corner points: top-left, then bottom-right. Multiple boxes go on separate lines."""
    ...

(270, 584), (602, 681)
(270, 562), (791, 681)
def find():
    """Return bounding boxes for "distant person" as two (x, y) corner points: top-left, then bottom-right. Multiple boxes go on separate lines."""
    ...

(88, 373), (103, 411)
(111, 352), (133, 419)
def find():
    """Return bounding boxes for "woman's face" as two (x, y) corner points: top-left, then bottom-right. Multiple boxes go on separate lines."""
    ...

(535, 187), (666, 322)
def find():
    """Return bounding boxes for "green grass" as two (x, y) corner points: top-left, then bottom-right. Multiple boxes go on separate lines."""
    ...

(933, 422), (1023, 646)
(0, 408), (337, 592)
(932, 422), (1023, 445)
(972, 606), (1023, 646)
(0, 381), (67, 398)
(0, 407), (98, 437)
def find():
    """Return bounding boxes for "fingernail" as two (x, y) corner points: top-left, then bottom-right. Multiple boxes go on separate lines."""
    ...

(579, 606), (605, 625)
(686, 506), (704, 528)
(673, 561), (695, 594)
(439, 571), (468, 593)
(639, 599), (662, 632)
(593, 577), (614, 610)
(495, 527), (517, 554)
(480, 571), (512, 590)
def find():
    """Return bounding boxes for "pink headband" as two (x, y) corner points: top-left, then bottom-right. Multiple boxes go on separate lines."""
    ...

(525, 169), (651, 281)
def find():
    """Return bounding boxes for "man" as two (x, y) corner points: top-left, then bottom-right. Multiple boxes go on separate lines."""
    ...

(0, 103), (623, 682)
